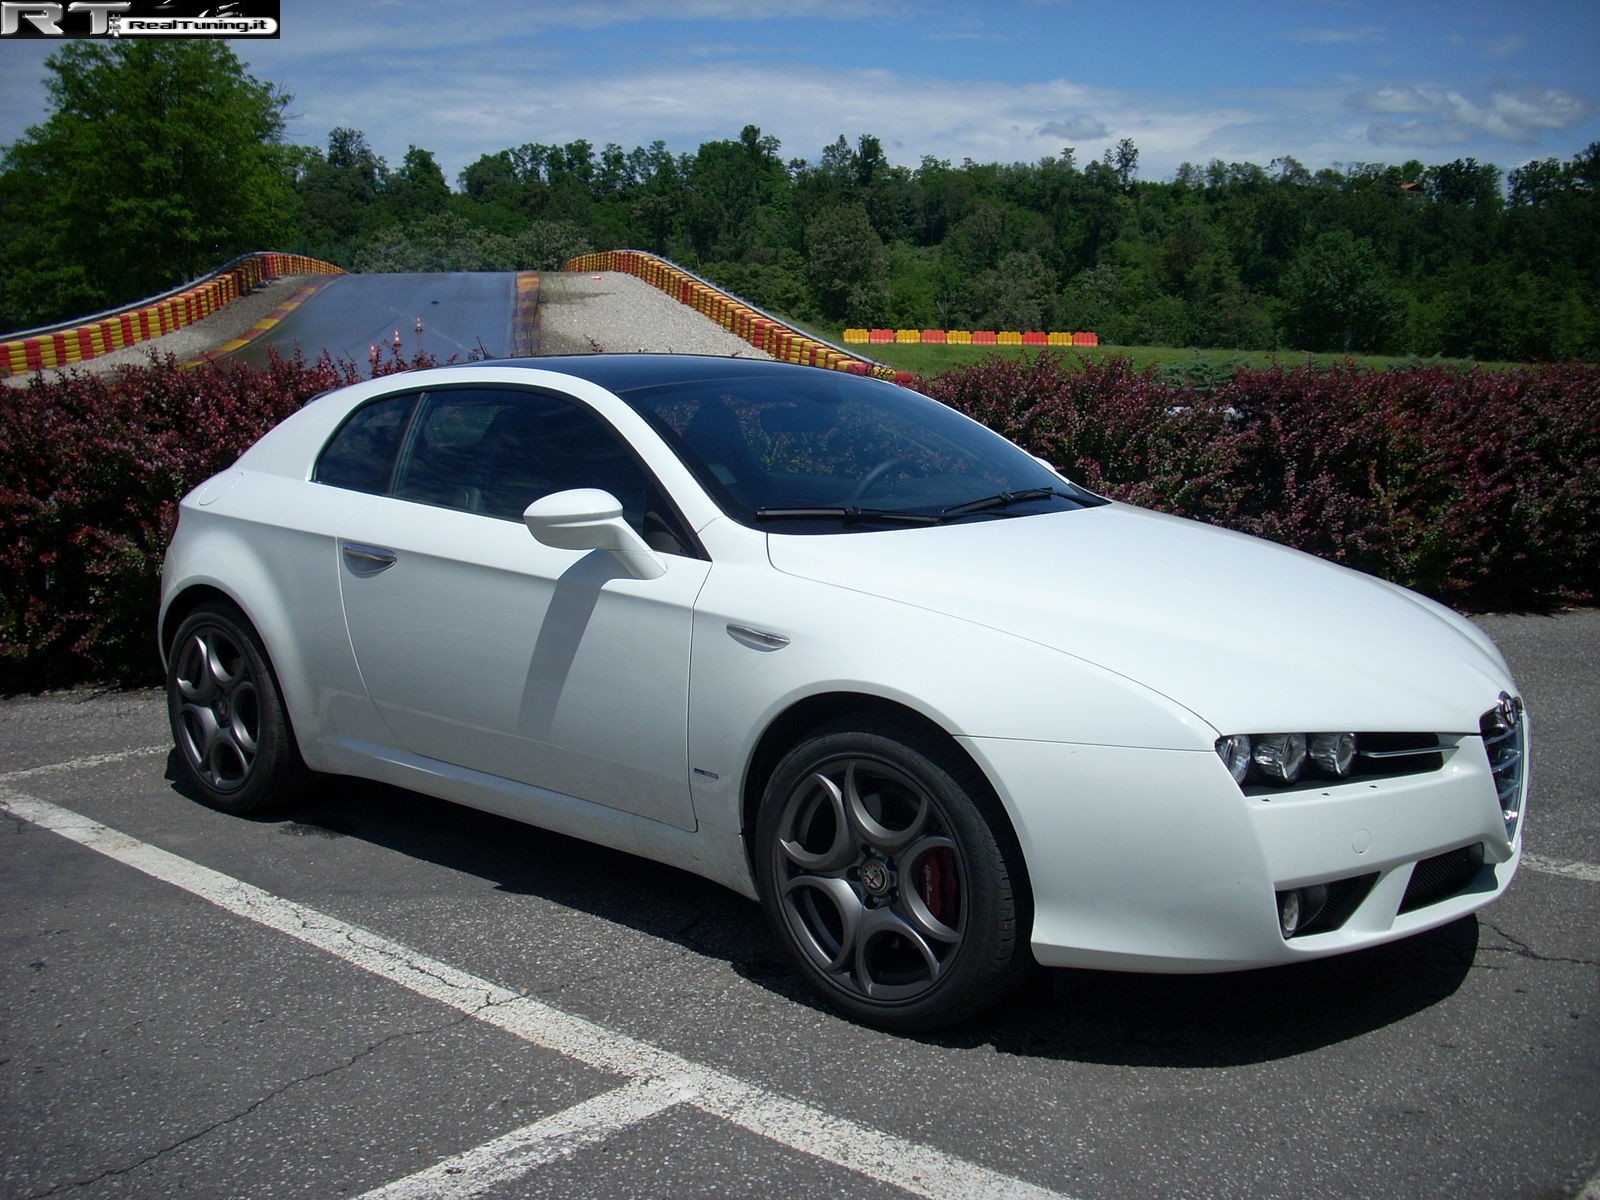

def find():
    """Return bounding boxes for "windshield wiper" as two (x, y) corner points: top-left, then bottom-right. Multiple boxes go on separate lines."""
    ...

(938, 487), (1063, 520)
(754, 506), (940, 526)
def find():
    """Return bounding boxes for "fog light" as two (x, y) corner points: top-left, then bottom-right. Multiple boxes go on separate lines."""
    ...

(1277, 884), (1329, 938)
(1215, 734), (1252, 784)
(1309, 732), (1358, 777)
(1254, 733), (1307, 784)
(1278, 889), (1302, 937)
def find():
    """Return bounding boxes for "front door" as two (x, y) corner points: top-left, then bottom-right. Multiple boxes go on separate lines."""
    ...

(336, 385), (710, 831)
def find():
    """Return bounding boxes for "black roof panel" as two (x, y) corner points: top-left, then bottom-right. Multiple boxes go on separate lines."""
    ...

(467, 353), (852, 393)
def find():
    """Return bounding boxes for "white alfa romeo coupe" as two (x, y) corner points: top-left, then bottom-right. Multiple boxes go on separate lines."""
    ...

(159, 355), (1528, 1029)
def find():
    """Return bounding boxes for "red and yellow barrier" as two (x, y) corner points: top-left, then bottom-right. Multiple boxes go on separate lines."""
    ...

(564, 250), (909, 383)
(1, 253), (344, 377)
(842, 326), (1099, 348)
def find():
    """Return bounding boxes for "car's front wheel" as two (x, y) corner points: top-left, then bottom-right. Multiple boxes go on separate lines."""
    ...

(167, 600), (307, 815)
(754, 719), (1031, 1031)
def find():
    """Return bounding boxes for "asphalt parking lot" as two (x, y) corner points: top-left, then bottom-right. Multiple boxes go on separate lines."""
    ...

(3, 610), (1597, 1200)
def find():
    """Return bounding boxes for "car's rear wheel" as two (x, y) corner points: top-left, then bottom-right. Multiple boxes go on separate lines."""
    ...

(754, 719), (1031, 1031)
(167, 600), (307, 815)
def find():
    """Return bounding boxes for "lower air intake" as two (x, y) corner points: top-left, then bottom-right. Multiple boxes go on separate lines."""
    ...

(1399, 844), (1486, 913)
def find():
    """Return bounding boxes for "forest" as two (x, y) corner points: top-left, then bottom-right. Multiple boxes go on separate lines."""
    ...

(1, 41), (1597, 361)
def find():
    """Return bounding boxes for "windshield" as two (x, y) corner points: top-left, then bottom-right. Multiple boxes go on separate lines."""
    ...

(616, 370), (1104, 532)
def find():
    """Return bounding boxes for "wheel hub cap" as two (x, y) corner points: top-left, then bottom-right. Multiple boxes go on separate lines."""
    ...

(860, 857), (893, 898)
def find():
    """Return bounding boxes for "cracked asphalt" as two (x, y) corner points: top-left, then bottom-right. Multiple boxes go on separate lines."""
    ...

(2, 611), (1597, 1200)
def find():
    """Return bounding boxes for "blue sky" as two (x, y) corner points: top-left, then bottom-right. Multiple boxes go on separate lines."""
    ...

(3, 0), (1598, 187)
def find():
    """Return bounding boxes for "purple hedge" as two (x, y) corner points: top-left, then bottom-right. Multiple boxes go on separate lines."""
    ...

(922, 355), (1600, 611)
(2, 351), (1596, 691)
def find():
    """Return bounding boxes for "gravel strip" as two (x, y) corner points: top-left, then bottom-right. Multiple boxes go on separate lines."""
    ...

(533, 271), (772, 359)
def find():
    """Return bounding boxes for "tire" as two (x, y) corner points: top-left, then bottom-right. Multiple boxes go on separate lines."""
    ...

(166, 600), (308, 815)
(754, 718), (1032, 1031)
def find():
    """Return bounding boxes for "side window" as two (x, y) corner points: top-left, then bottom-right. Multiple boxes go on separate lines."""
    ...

(475, 393), (646, 522)
(391, 387), (696, 555)
(314, 393), (417, 493)
(393, 390), (508, 509)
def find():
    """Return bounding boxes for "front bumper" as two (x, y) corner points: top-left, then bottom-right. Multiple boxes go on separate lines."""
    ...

(960, 719), (1525, 973)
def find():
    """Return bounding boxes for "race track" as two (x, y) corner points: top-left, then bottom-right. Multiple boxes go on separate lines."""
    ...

(226, 271), (533, 366)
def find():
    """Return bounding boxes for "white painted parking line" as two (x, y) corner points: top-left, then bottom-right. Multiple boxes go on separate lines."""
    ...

(2, 743), (168, 781)
(356, 1074), (700, 1200)
(1522, 853), (1600, 885)
(1, 788), (1070, 1200)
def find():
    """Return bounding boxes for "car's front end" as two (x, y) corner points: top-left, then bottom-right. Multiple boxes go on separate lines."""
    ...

(760, 499), (1528, 975)
(963, 696), (1525, 972)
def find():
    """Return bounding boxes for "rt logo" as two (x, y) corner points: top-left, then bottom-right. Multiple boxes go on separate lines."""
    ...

(2, 3), (131, 35)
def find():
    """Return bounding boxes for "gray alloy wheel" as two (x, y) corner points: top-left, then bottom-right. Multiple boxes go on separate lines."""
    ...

(755, 720), (1030, 1031)
(167, 601), (306, 815)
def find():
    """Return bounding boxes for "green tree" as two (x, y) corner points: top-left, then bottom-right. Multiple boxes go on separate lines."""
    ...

(347, 212), (512, 272)
(805, 202), (888, 323)
(386, 146), (450, 220)
(1106, 137), (1140, 194)
(963, 250), (1058, 330)
(683, 125), (787, 261)
(459, 150), (519, 204)
(510, 220), (592, 270)
(1281, 230), (1403, 352)
(0, 40), (293, 329)
(294, 127), (391, 259)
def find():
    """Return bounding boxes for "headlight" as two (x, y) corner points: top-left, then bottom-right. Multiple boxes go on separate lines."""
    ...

(1308, 732), (1357, 778)
(1215, 734), (1252, 784)
(1217, 731), (1360, 786)
(1253, 733), (1308, 783)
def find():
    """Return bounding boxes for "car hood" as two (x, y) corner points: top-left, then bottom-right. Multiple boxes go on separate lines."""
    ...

(765, 503), (1512, 736)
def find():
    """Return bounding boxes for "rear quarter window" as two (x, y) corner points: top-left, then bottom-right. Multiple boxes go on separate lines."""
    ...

(314, 393), (418, 493)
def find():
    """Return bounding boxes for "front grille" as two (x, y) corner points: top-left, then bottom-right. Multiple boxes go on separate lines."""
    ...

(1480, 695), (1527, 839)
(1356, 732), (1448, 776)
(1399, 844), (1486, 913)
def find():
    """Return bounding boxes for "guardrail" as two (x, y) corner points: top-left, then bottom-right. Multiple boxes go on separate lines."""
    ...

(1, 253), (343, 377)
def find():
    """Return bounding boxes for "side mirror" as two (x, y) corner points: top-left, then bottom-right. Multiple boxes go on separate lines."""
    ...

(523, 488), (667, 580)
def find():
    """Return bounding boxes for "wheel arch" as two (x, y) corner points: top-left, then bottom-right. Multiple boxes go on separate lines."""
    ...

(738, 691), (1033, 912)
(160, 581), (312, 757)
(160, 583), (236, 663)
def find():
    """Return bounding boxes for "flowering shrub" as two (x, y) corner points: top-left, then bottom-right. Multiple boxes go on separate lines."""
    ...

(2, 350), (1595, 691)
(1213, 364), (1600, 609)
(923, 355), (1599, 610)
(0, 348), (441, 691)
(923, 354), (1257, 518)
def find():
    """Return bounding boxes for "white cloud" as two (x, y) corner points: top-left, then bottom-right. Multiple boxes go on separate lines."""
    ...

(1037, 115), (1109, 141)
(1283, 26), (1384, 45)
(1348, 85), (1439, 116)
(1488, 86), (1591, 134)
(1366, 119), (1474, 148)
(1350, 83), (1594, 146)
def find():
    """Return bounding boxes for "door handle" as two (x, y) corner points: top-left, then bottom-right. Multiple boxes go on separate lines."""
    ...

(342, 542), (397, 574)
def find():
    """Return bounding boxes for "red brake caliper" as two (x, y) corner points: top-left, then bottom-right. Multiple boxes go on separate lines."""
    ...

(917, 848), (960, 926)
